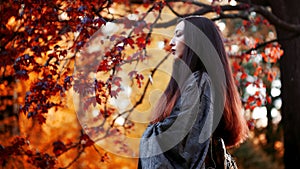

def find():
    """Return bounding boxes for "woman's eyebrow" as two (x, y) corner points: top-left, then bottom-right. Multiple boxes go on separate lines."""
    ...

(175, 29), (183, 34)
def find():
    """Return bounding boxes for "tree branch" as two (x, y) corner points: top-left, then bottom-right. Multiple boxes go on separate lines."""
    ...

(237, 0), (269, 6)
(59, 148), (84, 169)
(244, 32), (300, 54)
(252, 5), (300, 33)
(111, 53), (170, 127)
(166, 0), (210, 8)
(155, 3), (251, 28)
(154, 18), (178, 28)
(155, 1), (300, 34)
(244, 38), (278, 54)
(212, 12), (249, 21)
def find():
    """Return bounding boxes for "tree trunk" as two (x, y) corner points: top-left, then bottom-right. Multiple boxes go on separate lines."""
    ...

(268, 0), (300, 168)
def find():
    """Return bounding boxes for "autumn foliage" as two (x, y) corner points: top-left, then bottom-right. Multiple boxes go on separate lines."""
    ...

(0, 0), (285, 168)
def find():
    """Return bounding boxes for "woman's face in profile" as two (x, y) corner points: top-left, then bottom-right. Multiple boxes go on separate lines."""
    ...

(170, 21), (185, 59)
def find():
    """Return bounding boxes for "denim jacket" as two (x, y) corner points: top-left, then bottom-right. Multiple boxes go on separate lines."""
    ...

(138, 71), (214, 169)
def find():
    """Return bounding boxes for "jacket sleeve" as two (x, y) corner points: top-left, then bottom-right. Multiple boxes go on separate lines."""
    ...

(138, 72), (214, 169)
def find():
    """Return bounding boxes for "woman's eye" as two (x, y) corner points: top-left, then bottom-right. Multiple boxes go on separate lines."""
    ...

(175, 30), (183, 37)
(176, 32), (182, 37)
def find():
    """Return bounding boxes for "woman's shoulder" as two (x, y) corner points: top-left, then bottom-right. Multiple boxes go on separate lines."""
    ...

(185, 71), (212, 89)
(182, 71), (213, 101)
(179, 71), (212, 102)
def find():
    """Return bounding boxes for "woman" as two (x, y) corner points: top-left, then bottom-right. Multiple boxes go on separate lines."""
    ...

(138, 16), (249, 169)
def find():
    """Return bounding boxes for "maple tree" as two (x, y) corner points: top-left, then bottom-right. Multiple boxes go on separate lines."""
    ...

(0, 0), (299, 168)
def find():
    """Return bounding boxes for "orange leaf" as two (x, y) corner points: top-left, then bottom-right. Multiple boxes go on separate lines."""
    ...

(248, 96), (255, 102)
(267, 96), (272, 104)
(256, 100), (262, 106)
(241, 73), (247, 80)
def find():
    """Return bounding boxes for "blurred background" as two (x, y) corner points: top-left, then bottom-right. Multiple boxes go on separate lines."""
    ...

(1, 0), (299, 168)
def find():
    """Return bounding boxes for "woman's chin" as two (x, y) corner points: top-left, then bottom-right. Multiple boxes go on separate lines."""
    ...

(173, 55), (182, 60)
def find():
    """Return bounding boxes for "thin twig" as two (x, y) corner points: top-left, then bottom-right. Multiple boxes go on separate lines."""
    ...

(110, 53), (170, 127)
(59, 147), (85, 169)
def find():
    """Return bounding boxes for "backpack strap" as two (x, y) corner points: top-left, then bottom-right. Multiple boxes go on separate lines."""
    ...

(204, 137), (238, 169)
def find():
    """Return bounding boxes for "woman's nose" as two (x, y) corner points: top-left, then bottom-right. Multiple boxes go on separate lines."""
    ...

(169, 38), (175, 47)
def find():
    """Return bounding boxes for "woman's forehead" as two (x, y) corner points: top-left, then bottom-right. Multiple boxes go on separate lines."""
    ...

(175, 21), (184, 31)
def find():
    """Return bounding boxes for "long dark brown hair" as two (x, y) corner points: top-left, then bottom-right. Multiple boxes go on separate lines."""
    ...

(151, 16), (248, 147)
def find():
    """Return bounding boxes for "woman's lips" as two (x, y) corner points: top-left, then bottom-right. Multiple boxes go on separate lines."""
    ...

(171, 49), (176, 55)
